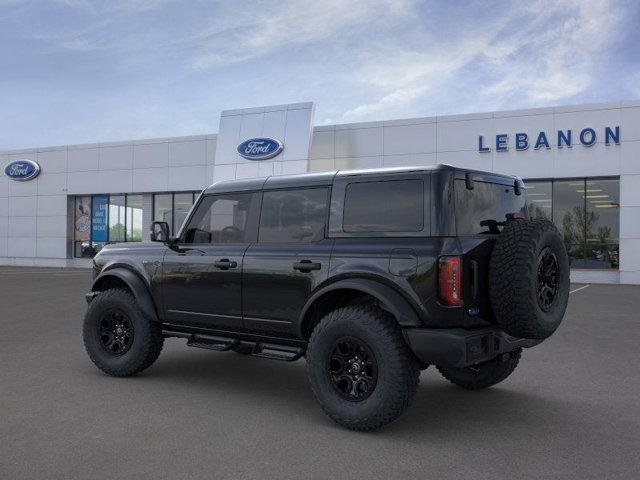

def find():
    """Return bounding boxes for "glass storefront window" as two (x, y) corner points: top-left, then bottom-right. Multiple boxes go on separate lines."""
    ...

(554, 180), (588, 268)
(525, 180), (552, 221)
(152, 191), (198, 235)
(525, 177), (620, 270)
(109, 195), (126, 242)
(154, 193), (172, 229)
(73, 193), (146, 257)
(126, 194), (143, 242)
(585, 179), (619, 269)
(74, 196), (92, 257)
(174, 193), (194, 234)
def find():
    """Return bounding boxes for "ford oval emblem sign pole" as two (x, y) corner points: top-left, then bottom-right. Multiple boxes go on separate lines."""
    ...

(237, 138), (284, 160)
(4, 159), (41, 181)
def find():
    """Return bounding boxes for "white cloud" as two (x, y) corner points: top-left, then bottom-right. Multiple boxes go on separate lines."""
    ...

(334, 0), (625, 122)
(191, 0), (415, 69)
(481, 0), (621, 105)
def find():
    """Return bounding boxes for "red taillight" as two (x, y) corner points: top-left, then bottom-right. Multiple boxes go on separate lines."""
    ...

(438, 256), (462, 306)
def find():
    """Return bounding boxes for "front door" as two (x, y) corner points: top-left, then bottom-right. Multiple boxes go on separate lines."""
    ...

(161, 191), (261, 330)
(242, 187), (332, 335)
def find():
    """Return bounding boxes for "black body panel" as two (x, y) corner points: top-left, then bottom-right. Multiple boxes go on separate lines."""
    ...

(242, 239), (334, 335)
(160, 242), (249, 329)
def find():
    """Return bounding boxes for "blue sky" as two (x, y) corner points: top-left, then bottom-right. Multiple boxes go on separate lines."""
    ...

(1, 0), (639, 150)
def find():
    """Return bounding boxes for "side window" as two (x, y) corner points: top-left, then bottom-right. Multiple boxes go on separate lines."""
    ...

(183, 193), (258, 244)
(343, 179), (424, 232)
(259, 188), (329, 243)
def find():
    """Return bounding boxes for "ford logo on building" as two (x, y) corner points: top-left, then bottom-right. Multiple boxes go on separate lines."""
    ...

(237, 137), (283, 160)
(4, 159), (41, 181)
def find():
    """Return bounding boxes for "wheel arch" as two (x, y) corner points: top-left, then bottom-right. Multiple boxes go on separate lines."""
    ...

(298, 278), (422, 339)
(91, 267), (160, 323)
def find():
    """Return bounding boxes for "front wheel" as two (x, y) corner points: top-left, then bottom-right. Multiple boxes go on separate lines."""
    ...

(306, 305), (420, 431)
(436, 349), (522, 390)
(83, 288), (164, 377)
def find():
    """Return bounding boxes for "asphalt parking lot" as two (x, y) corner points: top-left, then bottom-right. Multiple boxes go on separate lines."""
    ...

(1, 267), (639, 480)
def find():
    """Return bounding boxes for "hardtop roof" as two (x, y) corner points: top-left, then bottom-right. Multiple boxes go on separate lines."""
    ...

(203, 164), (519, 194)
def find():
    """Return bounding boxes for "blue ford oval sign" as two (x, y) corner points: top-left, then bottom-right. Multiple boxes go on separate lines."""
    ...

(4, 159), (41, 181)
(237, 137), (283, 160)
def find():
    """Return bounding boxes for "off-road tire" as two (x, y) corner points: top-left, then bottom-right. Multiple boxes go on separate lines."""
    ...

(489, 219), (569, 339)
(437, 349), (521, 390)
(83, 288), (164, 376)
(306, 305), (420, 431)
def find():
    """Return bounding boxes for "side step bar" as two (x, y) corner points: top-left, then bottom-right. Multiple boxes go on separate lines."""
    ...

(162, 329), (305, 362)
(187, 334), (239, 352)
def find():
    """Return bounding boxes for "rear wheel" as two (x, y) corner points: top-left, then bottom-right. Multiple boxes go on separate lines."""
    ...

(83, 288), (164, 377)
(437, 349), (521, 390)
(307, 305), (420, 431)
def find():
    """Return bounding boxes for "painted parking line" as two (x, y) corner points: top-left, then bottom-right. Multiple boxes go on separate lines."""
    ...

(570, 284), (590, 294)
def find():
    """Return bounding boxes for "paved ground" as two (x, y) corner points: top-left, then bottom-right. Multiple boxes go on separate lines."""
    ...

(1, 267), (639, 480)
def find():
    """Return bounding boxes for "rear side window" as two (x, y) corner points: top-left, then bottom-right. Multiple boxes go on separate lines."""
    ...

(343, 180), (424, 232)
(259, 188), (329, 243)
(455, 180), (526, 235)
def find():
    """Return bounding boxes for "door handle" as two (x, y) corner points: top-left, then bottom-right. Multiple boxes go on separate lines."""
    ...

(293, 260), (321, 272)
(214, 259), (238, 270)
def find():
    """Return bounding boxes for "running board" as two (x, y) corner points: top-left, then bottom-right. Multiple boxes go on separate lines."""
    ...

(250, 343), (304, 362)
(163, 329), (304, 362)
(186, 333), (239, 352)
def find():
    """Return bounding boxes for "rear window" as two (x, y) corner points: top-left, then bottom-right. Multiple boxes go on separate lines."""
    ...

(455, 180), (526, 235)
(343, 179), (424, 233)
(259, 188), (329, 243)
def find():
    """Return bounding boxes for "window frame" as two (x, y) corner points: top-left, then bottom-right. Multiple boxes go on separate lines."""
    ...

(257, 186), (331, 244)
(328, 173), (432, 238)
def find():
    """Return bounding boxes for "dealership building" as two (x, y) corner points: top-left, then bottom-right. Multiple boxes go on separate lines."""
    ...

(1, 100), (639, 284)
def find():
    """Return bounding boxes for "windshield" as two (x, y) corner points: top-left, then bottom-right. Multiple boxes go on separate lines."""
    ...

(455, 180), (526, 235)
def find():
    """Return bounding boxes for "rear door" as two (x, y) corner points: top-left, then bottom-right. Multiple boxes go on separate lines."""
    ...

(453, 175), (527, 323)
(242, 187), (333, 335)
(161, 192), (261, 330)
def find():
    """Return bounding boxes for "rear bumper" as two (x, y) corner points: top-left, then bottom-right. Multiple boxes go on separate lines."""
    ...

(403, 326), (542, 368)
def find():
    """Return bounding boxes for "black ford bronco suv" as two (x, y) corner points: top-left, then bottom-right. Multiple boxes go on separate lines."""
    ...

(83, 165), (569, 430)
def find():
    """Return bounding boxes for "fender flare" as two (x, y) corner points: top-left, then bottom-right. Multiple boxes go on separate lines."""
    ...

(91, 267), (160, 323)
(298, 278), (422, 335)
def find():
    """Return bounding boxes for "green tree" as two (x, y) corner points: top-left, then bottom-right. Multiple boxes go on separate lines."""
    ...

(561, 206), (598, 245)
(109, 223), (125, 242)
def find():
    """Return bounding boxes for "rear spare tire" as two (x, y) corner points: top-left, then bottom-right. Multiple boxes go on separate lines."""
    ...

(489, 219), (569, 339)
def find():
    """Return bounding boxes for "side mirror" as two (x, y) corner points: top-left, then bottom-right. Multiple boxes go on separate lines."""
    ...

(150, 221), (170, 242)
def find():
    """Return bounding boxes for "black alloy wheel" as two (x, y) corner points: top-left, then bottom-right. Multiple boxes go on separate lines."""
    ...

(98, 310), (134, 356)
(329, 337), (378, 401)
(537, 247), (559, 311)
